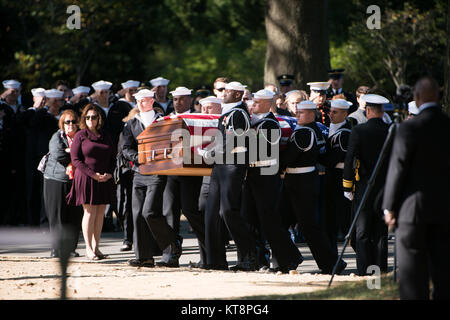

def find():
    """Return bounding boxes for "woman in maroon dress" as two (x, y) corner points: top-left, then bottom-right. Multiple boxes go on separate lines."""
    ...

(66, 104), (116, 260)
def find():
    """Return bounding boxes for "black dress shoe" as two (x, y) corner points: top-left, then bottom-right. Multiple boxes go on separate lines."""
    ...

(322, 260), (347, 275)
(229, 262), (258, 272)
(202, 264), (229, 271)
(70, 251), (80, 258)
(120, 244), (132, 252)
(127, 258), (155, 267)
(156, 259), (179, 268)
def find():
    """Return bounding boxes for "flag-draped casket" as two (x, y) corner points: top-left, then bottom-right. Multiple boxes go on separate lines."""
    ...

(137, 113), (298, 176)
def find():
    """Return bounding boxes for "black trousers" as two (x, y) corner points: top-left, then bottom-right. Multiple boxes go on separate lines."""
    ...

(242, 169), (303, 269)
(132, 173), (175, 260)
(284, 171), (337, 273)
(117, 170), (134, 245)
(396, 223), (450, 300)
(43, 178), (82, 252)
(162, 175), (206, 264)
(205, 164), (256, 266)
(354, 182), (388, 275)
(324, 168), (352, 256)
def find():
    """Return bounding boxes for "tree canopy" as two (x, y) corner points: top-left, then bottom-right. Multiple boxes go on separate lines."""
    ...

(0, 0), (447, 100)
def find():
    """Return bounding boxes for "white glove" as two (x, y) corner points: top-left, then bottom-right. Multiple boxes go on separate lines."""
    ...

(344, 191), (354, 201)
(197, 147), (207, 158)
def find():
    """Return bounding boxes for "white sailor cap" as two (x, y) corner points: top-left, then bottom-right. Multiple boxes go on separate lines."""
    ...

(31, 88), (46, 97)
(296, 100), (317, 110)
(150, 77), (170, 87)
(330, 99), (352, 110)
(225, 81), (247, 92)
(72, 86), (91, 95)
(92, 80), (112, 91)
(408, 101), (419, 115)
(307, 82), (330, 92)
(3, 79), (21, 89)
(285, 90), (301, 98)
(361, 94), (389, 105)
(121, 80), (140, 89)
(133, 89), (154, 100)
(199, 96), (222, 106)
(253, 89), (274, 100)
(170, 87), (192, 96)
(44, 89), (64, 99)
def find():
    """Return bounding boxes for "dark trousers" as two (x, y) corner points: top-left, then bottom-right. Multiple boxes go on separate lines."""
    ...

(26, 161), (45, 226)
(162, 175), (206, 264)
(284, 171), (337, 273)
(396, 223), (450, 300)
(354, 183), (388, 275)
(132, 173), (175, 260)
(242, 169), (303, 268)
(205, 164), (256, 266)
(117, 170), (134, 245)
(43, 178), (82, 252)
(324, 168), (352, 256)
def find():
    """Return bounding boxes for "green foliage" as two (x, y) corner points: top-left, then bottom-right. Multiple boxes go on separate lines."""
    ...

(329, 1), (447, 98)
(0, 0), (447, 99)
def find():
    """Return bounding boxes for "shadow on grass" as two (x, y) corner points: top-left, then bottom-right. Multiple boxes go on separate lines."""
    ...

(236, 275), (399, 300)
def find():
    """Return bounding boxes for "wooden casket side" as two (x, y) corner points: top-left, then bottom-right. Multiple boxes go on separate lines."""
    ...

(137, 116), (215, 176)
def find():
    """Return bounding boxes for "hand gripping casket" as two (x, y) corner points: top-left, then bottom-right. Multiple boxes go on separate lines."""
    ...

(137, 114), (219, 176)
(136, 113), (297, 176)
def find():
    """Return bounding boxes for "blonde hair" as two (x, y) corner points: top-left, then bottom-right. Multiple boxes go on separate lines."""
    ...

(122, 107), (140, 122)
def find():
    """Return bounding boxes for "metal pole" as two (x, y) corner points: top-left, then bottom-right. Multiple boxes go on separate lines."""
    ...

(328, 123), (398, 288)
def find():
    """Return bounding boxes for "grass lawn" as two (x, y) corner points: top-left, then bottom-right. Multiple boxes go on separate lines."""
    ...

(244, 274), (399, 300)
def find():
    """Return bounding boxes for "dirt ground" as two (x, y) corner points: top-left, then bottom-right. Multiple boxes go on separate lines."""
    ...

(0, 255), (367, 300)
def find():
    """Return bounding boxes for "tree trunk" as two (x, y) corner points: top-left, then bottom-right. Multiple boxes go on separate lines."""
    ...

(264, 0), (330, 89)
(445, 0), (450, 114)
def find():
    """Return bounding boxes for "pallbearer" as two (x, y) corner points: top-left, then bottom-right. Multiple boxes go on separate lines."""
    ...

(242, 89), (304, 273)
(322, 99), (353, 256)
(199, 81), (257, 271)
(121, 89), (181, 267)
(281, 100), (347, 274)
(159, 87), (206, 268)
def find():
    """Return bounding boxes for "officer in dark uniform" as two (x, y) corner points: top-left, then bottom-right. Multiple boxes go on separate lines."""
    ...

(199, 81), (257, 271)
(159, 87), (206, 268)
(150, 77), (174, 115)
(277, 74), (295, 95)
(326, 69), (357, 113)
(242, 89), (304, 273)
(322, 99), (353, 256)
(343, 94), (390, 276)
(383, 76), (450, 300)
(115, 80), (139, 110)
(121, 89), (181, 267)
(281, 100), (346, 274)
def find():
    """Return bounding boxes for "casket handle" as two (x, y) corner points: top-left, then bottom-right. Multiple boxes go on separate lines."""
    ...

(151, 150), (155, 161)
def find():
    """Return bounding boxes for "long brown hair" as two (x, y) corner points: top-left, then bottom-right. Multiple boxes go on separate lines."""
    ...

(79, 103), (103, 130)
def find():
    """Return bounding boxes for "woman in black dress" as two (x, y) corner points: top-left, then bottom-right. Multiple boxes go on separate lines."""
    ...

(66, 104), (116, 260)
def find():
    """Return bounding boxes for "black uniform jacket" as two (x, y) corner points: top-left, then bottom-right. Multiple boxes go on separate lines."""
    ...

(382, 105), (450, 224)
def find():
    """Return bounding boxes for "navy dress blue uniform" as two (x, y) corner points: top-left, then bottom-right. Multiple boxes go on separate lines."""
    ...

(203, 102), (257, 270)
(121, 112), (179, 263)
(281, 121), (345, 274)
(382, 103), (450, 299)
(343, 117), (390, 275)
(322, 119), (353, 256)
(242, 112), (303, 272)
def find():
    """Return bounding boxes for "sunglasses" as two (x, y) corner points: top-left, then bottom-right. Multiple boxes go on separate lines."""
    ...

(85, 115), (99, 121)
(215, 87), (226, 92)
(64, 120), (77, 124)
